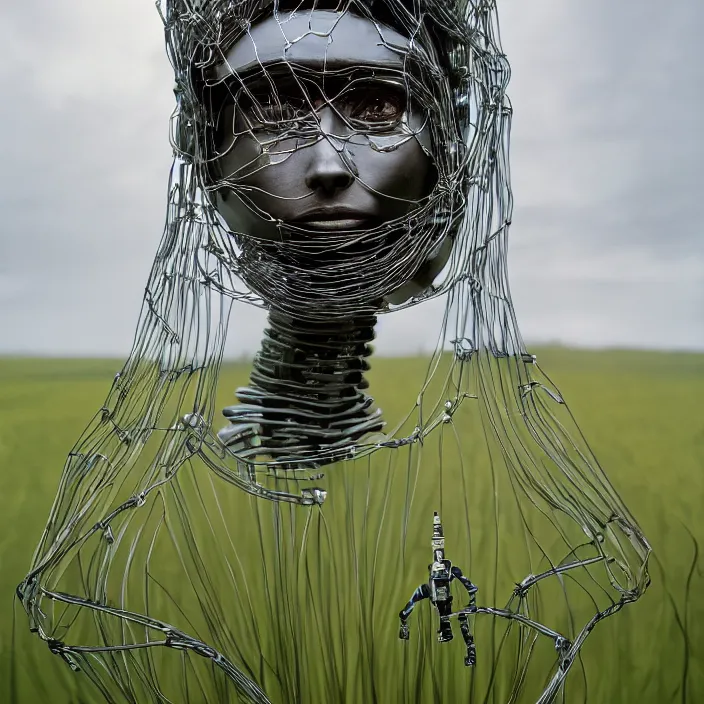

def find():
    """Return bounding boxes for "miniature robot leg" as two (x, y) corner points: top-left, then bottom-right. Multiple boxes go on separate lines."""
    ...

(436, 597), (454, 643)
(451, 566), (478, 664)
(399, 583), (430, 640)
(458, 612), (477, 666)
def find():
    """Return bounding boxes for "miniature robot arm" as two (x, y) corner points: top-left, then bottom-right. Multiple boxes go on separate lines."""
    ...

(451, 566), (478, 604)
(398, 583), (430, 639)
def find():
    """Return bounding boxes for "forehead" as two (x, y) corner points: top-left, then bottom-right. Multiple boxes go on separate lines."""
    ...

(215, 10), (411, 79)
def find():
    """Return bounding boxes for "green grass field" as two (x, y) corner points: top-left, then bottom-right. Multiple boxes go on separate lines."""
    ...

(0, 349), (702, 702)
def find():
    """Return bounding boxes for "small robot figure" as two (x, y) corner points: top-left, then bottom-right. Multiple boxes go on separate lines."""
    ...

(398, 512), (478, 666)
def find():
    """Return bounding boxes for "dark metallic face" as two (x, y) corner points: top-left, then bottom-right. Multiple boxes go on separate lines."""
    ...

(210, 10), (435, 241)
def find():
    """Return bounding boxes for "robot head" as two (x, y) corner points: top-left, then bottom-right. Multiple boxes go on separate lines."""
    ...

(429, 512), (452, 578)
(432, 511), (445, 560)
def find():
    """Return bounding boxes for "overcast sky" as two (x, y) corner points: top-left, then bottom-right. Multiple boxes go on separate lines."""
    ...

(0, 0), (702, 357)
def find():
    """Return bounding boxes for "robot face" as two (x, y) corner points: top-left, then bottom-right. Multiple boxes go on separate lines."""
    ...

(210, 10), (434, 245)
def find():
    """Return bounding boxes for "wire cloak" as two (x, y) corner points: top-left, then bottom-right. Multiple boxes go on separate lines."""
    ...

(18, 1), (650, 702)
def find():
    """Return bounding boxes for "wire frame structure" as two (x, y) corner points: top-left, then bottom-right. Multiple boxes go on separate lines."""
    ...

(17, 1), (651, 702)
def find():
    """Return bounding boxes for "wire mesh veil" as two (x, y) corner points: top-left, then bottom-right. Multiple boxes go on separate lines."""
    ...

(17, 0), (651, 702)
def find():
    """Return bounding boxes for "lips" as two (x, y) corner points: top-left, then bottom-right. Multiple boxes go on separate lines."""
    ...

(297, 218), (373, 231)
(289, 208), (379, 230)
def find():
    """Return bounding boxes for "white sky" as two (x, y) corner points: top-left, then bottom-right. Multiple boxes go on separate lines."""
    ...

(0, 0), (702, 357)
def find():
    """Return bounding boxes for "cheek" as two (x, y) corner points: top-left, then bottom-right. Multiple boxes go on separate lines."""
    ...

(217, 133), (304, 194)
(217, 133), (266, 182)
(354, 139), (433, 202)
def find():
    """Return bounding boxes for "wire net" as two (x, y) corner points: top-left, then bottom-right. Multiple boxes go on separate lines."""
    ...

(17, 1), (651, 702)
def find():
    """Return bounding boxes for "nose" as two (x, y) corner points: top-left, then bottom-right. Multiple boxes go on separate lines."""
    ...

(304, 108), (356, 196)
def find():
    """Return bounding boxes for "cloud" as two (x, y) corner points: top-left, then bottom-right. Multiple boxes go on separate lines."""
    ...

(501, 0), (703, 349)
(0, 0), (701, 357)
(0, 0), (172, 355)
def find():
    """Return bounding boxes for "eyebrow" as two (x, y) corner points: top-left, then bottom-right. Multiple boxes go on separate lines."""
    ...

(208, 61), (407, 95)
(215, 55), (407, 82)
